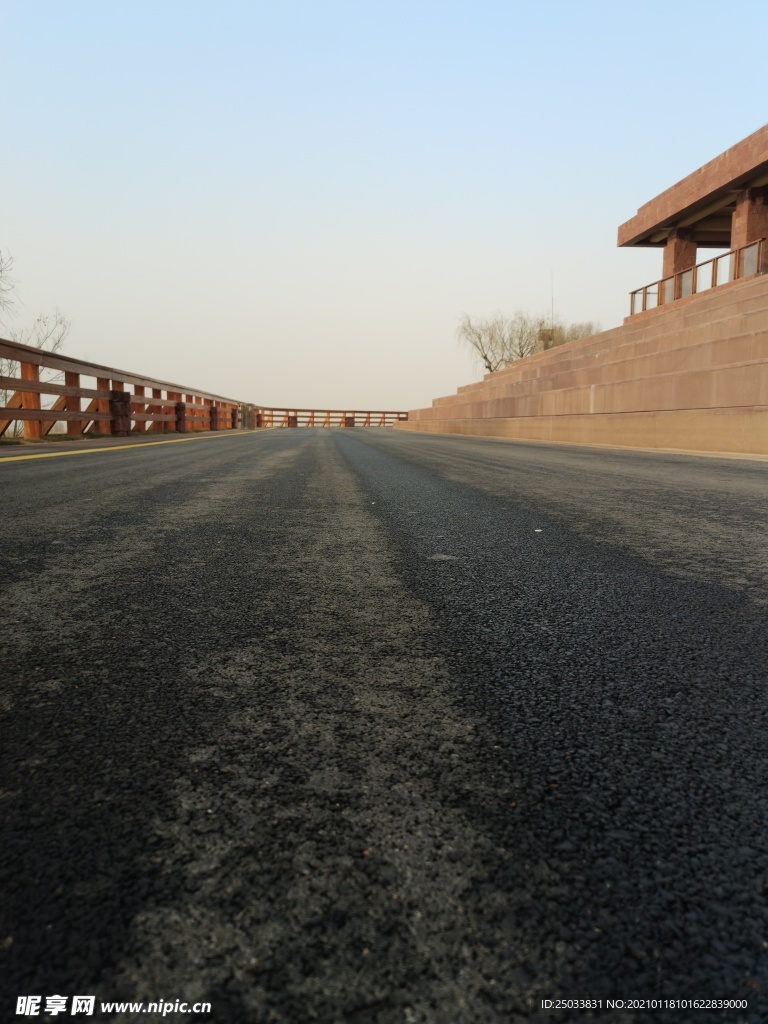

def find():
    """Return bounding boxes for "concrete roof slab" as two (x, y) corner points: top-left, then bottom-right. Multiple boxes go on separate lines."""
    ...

(618, 124), (768, 247)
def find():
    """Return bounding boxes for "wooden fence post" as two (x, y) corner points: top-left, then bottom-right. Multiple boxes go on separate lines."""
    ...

(20, 362), (42, 440)
(110, 390), (131, 436)
(96, 377), (111, 435)
(175, 401), (187, 433)
(65, 371), (83, 436)
(132, 385), (145, 432)
(150, 389), (163, 433)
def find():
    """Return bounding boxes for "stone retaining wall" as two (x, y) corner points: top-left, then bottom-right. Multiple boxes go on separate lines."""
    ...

(396, 274), (768, 455)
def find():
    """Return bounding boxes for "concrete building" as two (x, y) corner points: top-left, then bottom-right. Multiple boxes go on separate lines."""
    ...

(621, 125), (768, 314)
(396, 126), (768, 455)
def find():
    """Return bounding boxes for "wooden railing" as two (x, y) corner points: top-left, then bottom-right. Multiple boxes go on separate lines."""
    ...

(0, 337), (409, 440)
(629, 238), (767, 315)
(256, 408), (408, 428)
(0, 337), (244, 439)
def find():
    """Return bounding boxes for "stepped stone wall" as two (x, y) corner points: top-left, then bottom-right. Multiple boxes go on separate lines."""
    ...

(395, 274), (768, 455)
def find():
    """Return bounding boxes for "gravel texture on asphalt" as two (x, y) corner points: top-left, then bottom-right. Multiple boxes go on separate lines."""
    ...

(1, 429), (767, 1024)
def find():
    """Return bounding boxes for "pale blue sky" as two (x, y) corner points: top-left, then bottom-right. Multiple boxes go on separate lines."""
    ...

(3, 0), (767, 409)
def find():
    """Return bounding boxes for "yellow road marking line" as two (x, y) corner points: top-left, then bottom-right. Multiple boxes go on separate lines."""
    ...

(0, 432), (254, 464)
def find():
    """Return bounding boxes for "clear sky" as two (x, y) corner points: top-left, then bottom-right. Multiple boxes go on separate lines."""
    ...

(3, 0), (767, 410)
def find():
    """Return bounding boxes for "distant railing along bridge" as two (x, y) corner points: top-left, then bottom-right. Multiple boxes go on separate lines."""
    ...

(255, 408), (408, 428)
(0, 337), (407, 440)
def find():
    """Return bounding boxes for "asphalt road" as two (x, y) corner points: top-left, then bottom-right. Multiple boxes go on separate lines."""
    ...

(1, 429), (767, 1024)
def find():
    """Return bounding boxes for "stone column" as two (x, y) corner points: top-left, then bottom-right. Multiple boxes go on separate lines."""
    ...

(730, 188), (768, 250)
(662, 228), (697, 280)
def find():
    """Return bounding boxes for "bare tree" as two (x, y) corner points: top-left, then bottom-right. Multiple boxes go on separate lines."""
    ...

(10, 309), (71, 354)
(457, 314), (502, 373)
(505, 311), (541, 360)
(458, 311), (542, 372)
(1, 317), (70, 436)
(0, 249), (17, 326)
(0, 263), (71, 435)
(459, 311), (601, 371)
(556, 320), (600, 346)
(0, 248), (71, 354)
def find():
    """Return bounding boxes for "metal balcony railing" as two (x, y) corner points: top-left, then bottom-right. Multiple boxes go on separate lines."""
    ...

(630, 238), (767, 316)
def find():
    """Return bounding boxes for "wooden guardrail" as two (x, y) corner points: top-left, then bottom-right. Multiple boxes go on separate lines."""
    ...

(257, 408), (408, 428)
(0, 337), (245, 439)
(0, 337), (409, 440)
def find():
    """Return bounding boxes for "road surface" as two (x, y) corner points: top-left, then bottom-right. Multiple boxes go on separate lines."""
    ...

(1, 430), (767, 1023)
